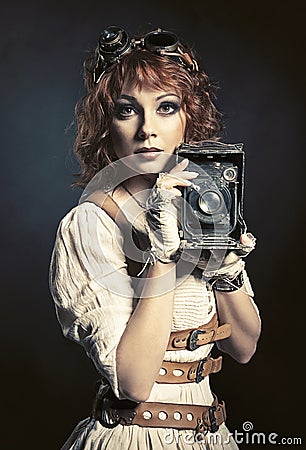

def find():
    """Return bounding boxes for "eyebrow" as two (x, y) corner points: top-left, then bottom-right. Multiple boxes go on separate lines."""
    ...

(156, 93), (181, 101)
(118, 93), (181, 102)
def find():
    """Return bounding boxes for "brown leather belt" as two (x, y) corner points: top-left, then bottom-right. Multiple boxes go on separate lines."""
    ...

(167, 314), (231, 351)
(157, 356), (222, 384)
(93, 389), (226, 433)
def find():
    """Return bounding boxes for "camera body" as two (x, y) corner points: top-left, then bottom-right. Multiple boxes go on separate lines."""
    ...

(176, 141), (247, 250)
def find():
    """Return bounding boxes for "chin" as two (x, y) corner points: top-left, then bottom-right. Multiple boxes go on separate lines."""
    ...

(137, 161), (171, 176)
(116, 153), (176, 178)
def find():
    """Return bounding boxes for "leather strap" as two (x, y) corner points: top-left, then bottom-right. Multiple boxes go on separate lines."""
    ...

(131, 398), (226, 431)
(93, 391), (226, 433)
(157, 356), (222, 384)
(85, 192), (149, 278)
(167, 313), (231, 351)
(86, 191), (128, 227)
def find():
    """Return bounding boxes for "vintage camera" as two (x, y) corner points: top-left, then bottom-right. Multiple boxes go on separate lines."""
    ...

(176, 141), (247, 250)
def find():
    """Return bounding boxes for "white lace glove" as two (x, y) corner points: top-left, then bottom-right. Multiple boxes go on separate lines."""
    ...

(183, 233), (256, 294)
(145, 159), (198, 263)
(194, 233), (257, 280)
(179, 233), (256, 294)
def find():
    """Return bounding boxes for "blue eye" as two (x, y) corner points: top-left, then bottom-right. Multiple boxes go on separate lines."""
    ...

(158, 101), (181, 115)
(114, 104), (136, 118)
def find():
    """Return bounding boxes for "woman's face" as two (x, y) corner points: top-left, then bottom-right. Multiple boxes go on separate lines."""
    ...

(110, 82), (186, 173)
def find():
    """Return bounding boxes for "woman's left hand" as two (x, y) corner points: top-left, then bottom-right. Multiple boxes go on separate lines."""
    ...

(182, 232), (256, 279)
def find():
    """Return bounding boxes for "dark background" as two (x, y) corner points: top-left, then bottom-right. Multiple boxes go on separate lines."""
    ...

(1, 1), (305, 449)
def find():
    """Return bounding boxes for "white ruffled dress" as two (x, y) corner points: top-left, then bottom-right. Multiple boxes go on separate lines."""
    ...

(49, 202), (259, 450)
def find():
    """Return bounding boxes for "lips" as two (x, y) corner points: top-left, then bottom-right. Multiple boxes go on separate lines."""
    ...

(135, 147), (163, 161)
(135, 147), (163, 154)
(134, 147), (163, 161)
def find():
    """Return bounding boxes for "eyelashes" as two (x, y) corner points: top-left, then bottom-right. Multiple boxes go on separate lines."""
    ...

(114, 104), (135, 118)
(114, 101), (182, 119)
(158, 101), (181, 115)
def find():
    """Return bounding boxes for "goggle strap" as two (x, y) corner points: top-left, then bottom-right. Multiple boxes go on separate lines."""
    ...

(177, 46), (199, 71)
(159, 49), (198, 72)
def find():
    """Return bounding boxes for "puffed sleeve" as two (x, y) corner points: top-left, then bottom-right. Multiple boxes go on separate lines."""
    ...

(49, 202), (135, 398)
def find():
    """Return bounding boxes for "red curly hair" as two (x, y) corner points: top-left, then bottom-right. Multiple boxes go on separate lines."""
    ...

(73, 38), (223, 187)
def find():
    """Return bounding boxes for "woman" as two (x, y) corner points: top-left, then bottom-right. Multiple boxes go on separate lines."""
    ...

(49, 26), (261, 449)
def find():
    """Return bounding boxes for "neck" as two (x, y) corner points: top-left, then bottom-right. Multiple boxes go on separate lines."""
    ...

(123, 174), (157, 193)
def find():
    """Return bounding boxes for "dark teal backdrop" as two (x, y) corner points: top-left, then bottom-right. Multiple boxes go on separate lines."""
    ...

(2, 1), (305, 449)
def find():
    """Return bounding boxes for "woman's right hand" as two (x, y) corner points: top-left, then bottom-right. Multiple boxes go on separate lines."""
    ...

(145, 158), (198, 263)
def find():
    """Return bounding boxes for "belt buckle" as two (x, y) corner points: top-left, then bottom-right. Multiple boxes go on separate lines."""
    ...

(99, 407), (136, 428)
(99, 407), (121, 428)
(196, 357), (207, 383)
(208, 405), (219, 433)
(118, 409), (137, 425)
(188, 329), (206, 351)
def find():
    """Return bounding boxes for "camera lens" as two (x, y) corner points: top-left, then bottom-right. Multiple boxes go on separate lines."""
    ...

(198, 191), (222, 214)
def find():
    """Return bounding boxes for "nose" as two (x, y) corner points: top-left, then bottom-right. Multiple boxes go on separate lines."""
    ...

(136, 112), (157, 140)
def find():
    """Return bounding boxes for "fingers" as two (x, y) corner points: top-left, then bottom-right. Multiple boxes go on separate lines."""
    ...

(173, 171), (199, 180)
(170, 159), (198, 179)
(240, 233), (256, 247)
(235, 232), (256, 257)
(170, 158), (189, 173)
(158, 173), (198, 189)
(158, 159), (199, 191)
(170, 187), (183, 196)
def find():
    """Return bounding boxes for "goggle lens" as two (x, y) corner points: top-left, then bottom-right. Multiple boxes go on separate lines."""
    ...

(94, 27), (197, 83)
(98, 27), (130, 60)
(144, 30), (178, 53)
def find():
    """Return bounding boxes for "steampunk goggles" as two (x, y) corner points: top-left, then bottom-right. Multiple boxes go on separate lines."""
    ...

(93, 26), (198, 83)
